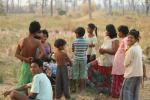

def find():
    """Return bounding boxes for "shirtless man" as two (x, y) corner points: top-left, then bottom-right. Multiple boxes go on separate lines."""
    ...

(15, 21), (45, 87)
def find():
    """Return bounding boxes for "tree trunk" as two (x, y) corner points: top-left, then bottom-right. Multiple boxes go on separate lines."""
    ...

(131, 0), (135, 11)
(50, 0), (53, 16)
(42, 0), (45, 15)
(103, 0), (107, 9)
(73, 0), (77, 11)
(6, 0), (9, 13)
(108, 0), (112, 15)
(145, 0), (149, 15)
(88, 0), (92, 19)
(11, 0), (14, 13)
(120, 0), (125, 15)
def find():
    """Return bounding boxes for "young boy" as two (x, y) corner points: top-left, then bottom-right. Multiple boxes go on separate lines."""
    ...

(15, 21), (45, 87)
(54, 39), (72, 100)
(72, 27), (88, 92)
(3, 59), (53, 100)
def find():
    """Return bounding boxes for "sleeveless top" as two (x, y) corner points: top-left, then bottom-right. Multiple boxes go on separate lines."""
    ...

(98, 36), (118, 67)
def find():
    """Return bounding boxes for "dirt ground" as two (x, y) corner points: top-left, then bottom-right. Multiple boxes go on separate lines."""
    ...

(0, 65), (150, 100)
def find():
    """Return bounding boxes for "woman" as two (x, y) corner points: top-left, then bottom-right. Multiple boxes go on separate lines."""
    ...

(88, 24), (119, 96)
(35, 29), (52, 60)
(111, 25), (129, 98)
(121, 29), (143, 100)
(86, 23), (98, 63)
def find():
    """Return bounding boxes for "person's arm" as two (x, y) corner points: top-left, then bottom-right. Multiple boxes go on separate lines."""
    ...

(89, 37), (97, 47)
(143, 63), (147, 79)
(64, 52), (72, 66)
(15, 39), (32, 63)
(72, 43), (74, 52)
(38, 41), (46, 59)
(3, 84), (30, 97)
(124, 48), (134, 67)
(99, 40), (119, 55)
(28, 93), (38, 99)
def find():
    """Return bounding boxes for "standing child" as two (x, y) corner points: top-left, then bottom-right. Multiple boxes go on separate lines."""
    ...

(86, 23), (98, 63)
(54, 39), (72, 100)
(72, 27), (88, 92)
(111, 25), (129, 98)
(121, 29), (143, 100)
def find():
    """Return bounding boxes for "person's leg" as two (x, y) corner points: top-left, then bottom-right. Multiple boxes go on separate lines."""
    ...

(10, 90), (28, 100)
(133, 77), (142, 100)
(111, 75), (124, 98)
(62, 66), (70, 99)
(79, 60), (87, 92)
(87, 55), (91, 63)
(72, 60), (79, 92)
(55, 67), (63, 99)
(121, 77), (136, 100)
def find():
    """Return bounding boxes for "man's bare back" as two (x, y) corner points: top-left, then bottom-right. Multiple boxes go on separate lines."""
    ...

(15, 35), (45, 63)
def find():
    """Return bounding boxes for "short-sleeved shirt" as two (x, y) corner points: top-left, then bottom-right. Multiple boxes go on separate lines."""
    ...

(73, 37), (88, 61)
(86, 36), (97, 55)
(112, 37), (128, 75)
(30, 73), (53, 100)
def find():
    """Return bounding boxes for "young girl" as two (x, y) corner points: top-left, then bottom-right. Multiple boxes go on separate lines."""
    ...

(86, 23), (98, 63)
(111, 25), (129, 98)
(121, 29), (143, 100)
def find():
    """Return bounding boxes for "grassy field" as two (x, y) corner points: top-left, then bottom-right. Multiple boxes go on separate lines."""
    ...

(0, 12), (150, 100)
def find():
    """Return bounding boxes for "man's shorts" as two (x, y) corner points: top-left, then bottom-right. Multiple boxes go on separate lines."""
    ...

(72, 60), (87, 79)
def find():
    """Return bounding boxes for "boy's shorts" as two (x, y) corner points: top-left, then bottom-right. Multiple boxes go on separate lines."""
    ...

(72, 60), (87, 79)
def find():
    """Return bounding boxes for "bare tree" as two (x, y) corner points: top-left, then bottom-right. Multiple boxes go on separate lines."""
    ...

(120, 0), (125, 15)
(50, 0), (53, 16)
(42, 0), (45, 14)
(88, 0), (92, 19)
(73, 0), (77, 11)
(145, 0), (150, 15)
(11, 0), (14, 13)
(103, 0), (107, 9)
(131, 0), (135, 11)
(108, 0), (112, 15)
(6, 0), (9, 13)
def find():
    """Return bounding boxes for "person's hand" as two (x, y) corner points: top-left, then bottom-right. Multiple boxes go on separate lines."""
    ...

(99, 48), (105, 54)
(3, 90), (11, 97)
(24, 57), (33, 63)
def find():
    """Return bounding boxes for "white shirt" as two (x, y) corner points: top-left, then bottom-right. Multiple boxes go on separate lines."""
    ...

(86, 36), (97, 55)
(30, 73), (53, 100)
(124, 42), (143, 78)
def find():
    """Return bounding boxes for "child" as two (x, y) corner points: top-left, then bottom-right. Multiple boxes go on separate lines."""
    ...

(54, 39), (72, 100)
(111, 25), (129, 98)
(72, 27), (88, 92)
(121, 29), (143, 100)
(86, 23), (98, 63)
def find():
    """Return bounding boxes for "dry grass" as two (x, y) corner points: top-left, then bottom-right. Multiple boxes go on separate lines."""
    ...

(0, 11), (150, 100)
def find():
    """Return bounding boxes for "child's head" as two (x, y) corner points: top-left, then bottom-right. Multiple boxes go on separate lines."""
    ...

(87, 23), (97, 37)
(127, 29), (140, 46)
(118, 25), (129, 38)
(106, 24), (117, 39)
(41, 29), (49, 43)
(29, 21), (41, 34)
(74, 27), (85, 38)
(54, 39), (66, 50)
(30, 59), (43, 75)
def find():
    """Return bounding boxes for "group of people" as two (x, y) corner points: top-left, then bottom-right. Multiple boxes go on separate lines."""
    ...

(3, 20), (146, 100)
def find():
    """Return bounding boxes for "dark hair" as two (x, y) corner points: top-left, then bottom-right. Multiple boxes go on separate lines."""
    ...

(118, 25), (129, 36)
(29, 21), (41, 34)
(128, 29), (140, 41)
(42, 29), (49, 38)
(88, 23), (98, 37)
(74, 27), (85, 37)
(106, 24), (117, 39)
(32, 59), (43, 68)
(54, 39), (66, 48)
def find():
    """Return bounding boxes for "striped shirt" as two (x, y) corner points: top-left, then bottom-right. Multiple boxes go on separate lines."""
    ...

(73, 37), (88, 61)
